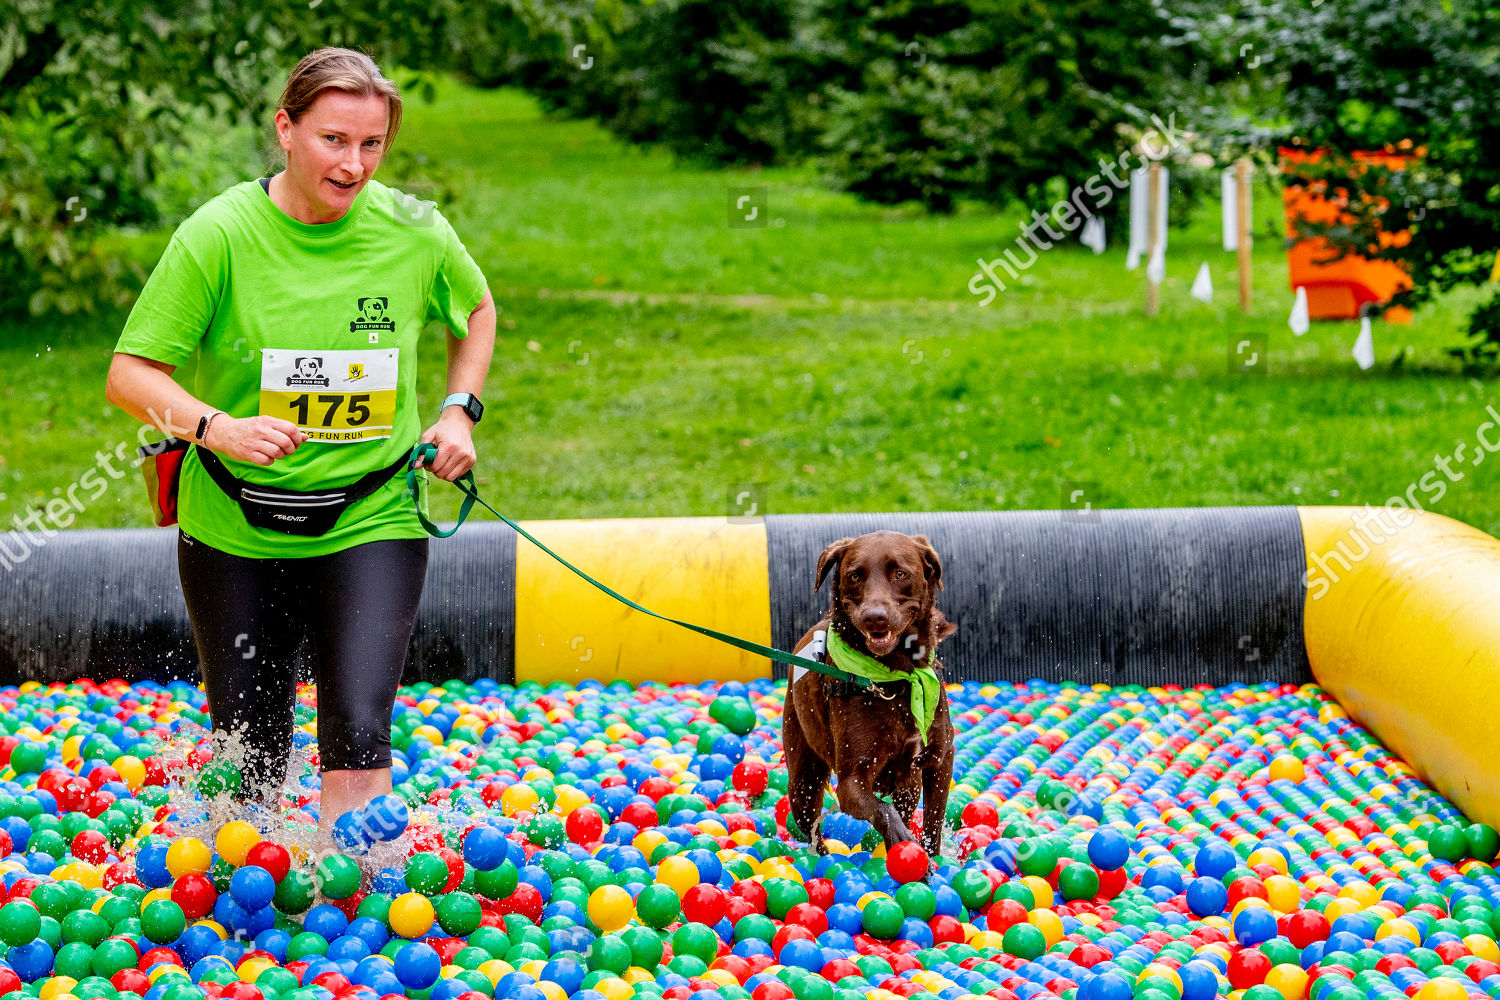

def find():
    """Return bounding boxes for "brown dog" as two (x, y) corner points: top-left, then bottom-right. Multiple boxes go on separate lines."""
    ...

(782, 530), (957, 858)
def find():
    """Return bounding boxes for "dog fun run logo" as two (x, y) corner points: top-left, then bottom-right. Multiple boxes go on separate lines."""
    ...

(285, 356), (330, 388)
(348, 296), (397, 340)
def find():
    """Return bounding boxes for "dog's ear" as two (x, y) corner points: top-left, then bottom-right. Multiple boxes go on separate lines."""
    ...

(931, 608), (958, 641)
(814, 537), (856, 594)
(909, 534), (944, 591)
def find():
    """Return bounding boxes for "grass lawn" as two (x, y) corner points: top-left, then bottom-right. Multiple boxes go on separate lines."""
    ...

(3, 78), (1497, 537)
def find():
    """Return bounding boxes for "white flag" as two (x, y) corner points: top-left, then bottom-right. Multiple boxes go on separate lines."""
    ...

(1080, 216), (1106, 254)
(1353, 316), (1375, 370)
(1129, 166), (1169, 268)
(1146, 243), (1166, 284)
(1288, 287), (1310, 336)
(1222, 168), (1249, 251)
(1191, 263), (1214, 303)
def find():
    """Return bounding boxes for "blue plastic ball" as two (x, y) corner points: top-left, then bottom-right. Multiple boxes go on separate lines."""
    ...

(229, 865), (277, 912)
(463, 825), (508, 871)
(394, 942), (442, 989)
(1185, 876), (1229, 917)
(1088, 829), (1130, 871)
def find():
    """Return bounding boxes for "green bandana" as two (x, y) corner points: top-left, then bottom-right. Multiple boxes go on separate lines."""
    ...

(824, 627), (942, 741)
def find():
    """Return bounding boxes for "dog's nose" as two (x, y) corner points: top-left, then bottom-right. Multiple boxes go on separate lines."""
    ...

(863, 607), (890, 629)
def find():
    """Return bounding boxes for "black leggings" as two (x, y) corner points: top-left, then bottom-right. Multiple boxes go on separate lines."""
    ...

(177, 530), (428, 794)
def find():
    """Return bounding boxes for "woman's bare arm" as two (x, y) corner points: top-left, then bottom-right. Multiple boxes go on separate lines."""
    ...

(105, 353), (305, 466)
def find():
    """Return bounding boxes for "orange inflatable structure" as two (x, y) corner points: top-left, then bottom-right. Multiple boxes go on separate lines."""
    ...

(1281, 146), (1416, 322)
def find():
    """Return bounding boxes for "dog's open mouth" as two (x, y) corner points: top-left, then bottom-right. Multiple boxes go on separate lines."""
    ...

(863, 628), (899, 656)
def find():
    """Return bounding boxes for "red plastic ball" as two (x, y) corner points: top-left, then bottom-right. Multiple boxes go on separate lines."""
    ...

(1227, 948), (1273, 990)
(731, 761), (768, 796)
(621, 802), (658, 829)
(803, 878), (835, 911)
(112, 969), (151, 996)
(962, 800), (1001, 829)
(1226, 876), (1270, 909)
(784, 902), (829, 936)
(565, 807), (605, 845)
(171, 873), (218, 920)
(752, 982), (795, 1000)
(682, 885), (726, 926)
(244, 842), (291, 883)
(885, 841), (930, 883)
(71, 829), (110, 865)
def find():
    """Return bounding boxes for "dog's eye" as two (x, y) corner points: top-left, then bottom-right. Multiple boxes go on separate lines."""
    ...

(893, 570), (907, 580)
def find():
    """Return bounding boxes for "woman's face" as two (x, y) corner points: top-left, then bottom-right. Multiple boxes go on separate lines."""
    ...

(275, 89), (389, 221)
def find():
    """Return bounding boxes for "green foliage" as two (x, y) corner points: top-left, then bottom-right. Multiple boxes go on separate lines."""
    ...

(0, 0), (607, 319)
(1196, 0), (1500, 355)
(492, 0), (1195, 218)
(813, 0), (1195, 214)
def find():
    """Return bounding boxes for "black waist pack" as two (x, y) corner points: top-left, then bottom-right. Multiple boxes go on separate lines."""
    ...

(195, 446), (408, 537)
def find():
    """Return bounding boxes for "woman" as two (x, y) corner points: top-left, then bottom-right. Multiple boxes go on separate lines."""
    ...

(105, 47), (495, 827)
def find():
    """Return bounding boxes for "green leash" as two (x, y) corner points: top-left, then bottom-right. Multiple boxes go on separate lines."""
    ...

(404, 443), (871, 688)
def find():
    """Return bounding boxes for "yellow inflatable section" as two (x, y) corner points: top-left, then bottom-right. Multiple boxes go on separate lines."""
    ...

(1301, 506), (1500, 829)
(514, 516), (772, 685)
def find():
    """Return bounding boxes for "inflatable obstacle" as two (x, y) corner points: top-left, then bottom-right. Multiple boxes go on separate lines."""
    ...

(2, 505), (1499, 826)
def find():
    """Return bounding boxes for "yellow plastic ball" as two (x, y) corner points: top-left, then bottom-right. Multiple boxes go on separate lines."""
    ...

(1375, 919), (1421, 946)
(216, 821), (262, 868)
(1464, 934), (1500, 963)
(1137, 966), (1183, 993)
(1323, 897), (1363, 922)
(1021, 875), (1054, 910)
(39, 977), (77, 1000)
(554, 785), (590, 816)
(1248, 849), (1289, 876)
(500, 784), (541, 817)
(112, 755), (147, 792)
(655, 856), (701, 899)
(1416, 980), (1469, 1000)
(1263, 964), (1308, 1000)
(633, 830), (669, 858)
(1268, 756), (1305, 783)
(1264, 875), (1301, 913)
(478, 960), (514, 986)
(596, 979), (634, 1000)
(535, 982), (569, 1000)
(237, 958), (276, 983)
(1028, 908), (1064, 947)
(701, 970), (740, 988)
(388, 892), (436, 938)
(587, 885), (634, 933)
(165, 838), (212, 878)
(1338, 881), (1378, 907)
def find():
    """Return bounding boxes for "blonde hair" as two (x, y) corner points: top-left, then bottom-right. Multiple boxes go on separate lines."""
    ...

(275, 47), (403, 165)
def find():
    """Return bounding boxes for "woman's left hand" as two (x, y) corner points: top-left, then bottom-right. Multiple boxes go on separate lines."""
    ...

(417, 411), (478, 481)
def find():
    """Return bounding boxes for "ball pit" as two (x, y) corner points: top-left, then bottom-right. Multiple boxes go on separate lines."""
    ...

(0, 676), (1493, 1000)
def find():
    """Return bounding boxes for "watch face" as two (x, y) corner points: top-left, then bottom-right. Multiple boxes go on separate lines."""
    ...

(466, 396), (484, 422)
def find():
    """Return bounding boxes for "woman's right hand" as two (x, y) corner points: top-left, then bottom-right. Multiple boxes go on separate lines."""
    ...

(203, 415), (307, 465)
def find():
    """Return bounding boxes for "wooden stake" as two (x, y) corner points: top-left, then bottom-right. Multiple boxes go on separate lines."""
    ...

(1236, 157), (1252, 313)
(1146, 160), (1161, 317)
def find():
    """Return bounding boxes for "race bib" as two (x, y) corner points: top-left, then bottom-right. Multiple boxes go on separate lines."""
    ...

(259, 348), (398, 443)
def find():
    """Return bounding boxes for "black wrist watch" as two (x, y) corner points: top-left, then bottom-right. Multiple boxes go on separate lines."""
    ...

(441, 392), (484, 425)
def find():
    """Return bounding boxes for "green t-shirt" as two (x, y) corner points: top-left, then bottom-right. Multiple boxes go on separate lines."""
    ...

(115, 177), (488, 558)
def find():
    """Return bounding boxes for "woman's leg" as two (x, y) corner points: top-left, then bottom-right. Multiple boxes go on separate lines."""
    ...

(305, 536), (428, 826)
(176, 530), (303, 800)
